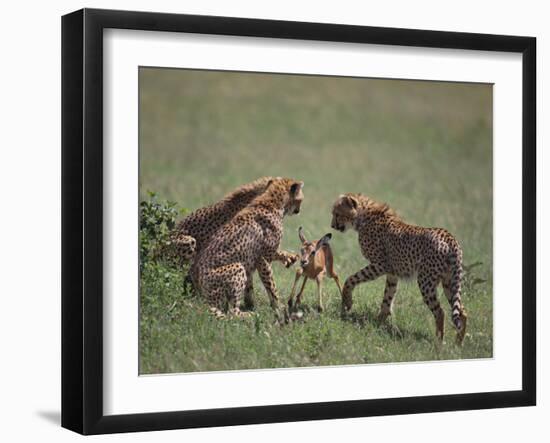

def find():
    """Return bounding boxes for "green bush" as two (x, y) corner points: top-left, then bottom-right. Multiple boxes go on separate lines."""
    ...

(139, 191), (181, 269)
(139, 192), (195, 362)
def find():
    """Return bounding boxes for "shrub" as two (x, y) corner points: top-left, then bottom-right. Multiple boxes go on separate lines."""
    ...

(139, 192), (195, 349)
(139, 191), (181, 269)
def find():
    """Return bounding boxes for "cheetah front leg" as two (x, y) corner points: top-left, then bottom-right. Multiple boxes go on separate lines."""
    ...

(342, 264), (385, 312)
(377, 275), (399, 323)
(273, 250), (299, 268)
(257, 257), (281, 311)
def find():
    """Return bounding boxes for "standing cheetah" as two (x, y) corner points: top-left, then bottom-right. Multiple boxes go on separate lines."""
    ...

(331, 193), (467, 343)
(195, 178), (304, 317)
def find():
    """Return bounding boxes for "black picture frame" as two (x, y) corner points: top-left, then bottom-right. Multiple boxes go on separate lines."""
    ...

(61, 8), (536, 435)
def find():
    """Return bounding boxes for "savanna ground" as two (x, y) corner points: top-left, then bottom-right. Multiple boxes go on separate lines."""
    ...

(139, 68), (493, 374)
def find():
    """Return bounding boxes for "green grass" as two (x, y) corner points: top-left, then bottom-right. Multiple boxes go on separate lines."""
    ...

(139, 68), (493, 374)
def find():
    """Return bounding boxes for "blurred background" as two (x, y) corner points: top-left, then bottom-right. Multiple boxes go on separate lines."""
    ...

(139, 67), (493, 372)
(140, 68), (492, 272)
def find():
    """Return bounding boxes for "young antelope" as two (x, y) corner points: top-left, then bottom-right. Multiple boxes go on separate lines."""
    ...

(287, 227), (343, 312)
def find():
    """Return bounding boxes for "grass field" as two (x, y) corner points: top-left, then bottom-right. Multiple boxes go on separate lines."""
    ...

(139, 68), (493, 374)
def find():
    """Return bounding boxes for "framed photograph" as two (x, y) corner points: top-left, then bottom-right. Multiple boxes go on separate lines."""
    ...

(61, 8), (536, 435)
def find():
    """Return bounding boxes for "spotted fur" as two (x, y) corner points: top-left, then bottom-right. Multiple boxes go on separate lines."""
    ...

(331, 193), (467, 343)
(195, 178), (304, 317)
(163, 177), (275, 267)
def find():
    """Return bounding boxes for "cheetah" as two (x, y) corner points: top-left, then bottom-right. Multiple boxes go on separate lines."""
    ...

(163, 176), (275, 266)
(331, 193), (467, 343)
(162, 177), (298, 306)
(195, 178), (304, 317)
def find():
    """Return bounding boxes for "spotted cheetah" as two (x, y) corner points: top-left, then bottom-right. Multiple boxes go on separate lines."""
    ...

(163, 176), (275, 266)
(331, 193), (467, 343)
(162, 177), (298, 306)
(195, 178), (304, 317)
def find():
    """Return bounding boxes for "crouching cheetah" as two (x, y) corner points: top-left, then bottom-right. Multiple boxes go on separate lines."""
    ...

(163, 176), (275, 266)
(162, 177), (298, 307)
(331, 193), (467, 344)
(195, 178), (304, 317)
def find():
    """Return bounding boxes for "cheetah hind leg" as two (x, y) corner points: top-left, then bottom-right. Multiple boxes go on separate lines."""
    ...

(225, 264), (252, 318)
(209, 306), (226, 319)
(418, 272), (445, 341)
(228, 307), (253, 318)
(242, 278), (255, 311)
(208, 305), (252, 319)
(206, 286), (229, 319)
(205, 264), (252, 319)
(207, 298), (252, 319)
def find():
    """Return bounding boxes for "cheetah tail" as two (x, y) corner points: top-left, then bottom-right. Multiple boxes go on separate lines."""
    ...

(449, 248), (465, 331)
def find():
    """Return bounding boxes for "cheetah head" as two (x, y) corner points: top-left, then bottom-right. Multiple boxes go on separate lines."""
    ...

(177, 236), (197, 261)
(331, 194), (359, 232)
(275, 179), (304, 216)
(262, 177), (304, 216)
(163, 235), (196, 265)
(287, 181), (304, 215)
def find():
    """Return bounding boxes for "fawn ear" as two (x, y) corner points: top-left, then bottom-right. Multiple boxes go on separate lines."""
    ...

(298, 226), (307, 243)
(315, 233), (332, 251)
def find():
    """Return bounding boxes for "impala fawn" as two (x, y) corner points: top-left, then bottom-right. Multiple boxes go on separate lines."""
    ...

(287, 227), (343, 312)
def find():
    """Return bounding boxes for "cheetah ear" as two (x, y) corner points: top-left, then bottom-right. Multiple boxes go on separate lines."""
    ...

(343, 194), (358, 210)
(290, 181), (304, 195)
